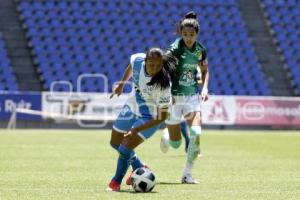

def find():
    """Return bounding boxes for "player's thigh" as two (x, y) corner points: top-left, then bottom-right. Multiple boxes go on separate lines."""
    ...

(123, 119), (162, 149)
(111, 104), (136, 145)
(110, 129), (124, 146)
(165, 96), (184, 125)
(132, 117), (162, 140)
(122, 134), (144, 150)
(183, 95), (202, 126)
(167, 124), (182, 141)
(184, 111), (201, 126)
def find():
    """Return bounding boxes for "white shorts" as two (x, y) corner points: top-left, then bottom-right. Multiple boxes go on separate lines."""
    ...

(166, 95), (201, 125)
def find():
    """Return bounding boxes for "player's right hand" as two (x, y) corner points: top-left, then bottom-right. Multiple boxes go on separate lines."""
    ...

(201, 87), (209, 102)
(110, 83), (124, 99)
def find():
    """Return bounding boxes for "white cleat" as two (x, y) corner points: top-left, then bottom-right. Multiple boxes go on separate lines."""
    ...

(160, 128), (170, 153)
(181, 174), (199, 184)
(198, 148), (203, 157)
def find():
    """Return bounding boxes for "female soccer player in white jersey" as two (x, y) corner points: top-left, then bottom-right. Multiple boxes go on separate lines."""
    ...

(160, 11), (210, 184)
(106, 47), (177, 192)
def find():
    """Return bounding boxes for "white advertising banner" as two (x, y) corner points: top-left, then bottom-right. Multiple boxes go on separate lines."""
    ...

(42, 92), (129, 127)
(42, 92), (300, 127)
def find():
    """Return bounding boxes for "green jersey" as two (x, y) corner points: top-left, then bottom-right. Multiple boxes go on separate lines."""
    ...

(169, 38), (207, 96)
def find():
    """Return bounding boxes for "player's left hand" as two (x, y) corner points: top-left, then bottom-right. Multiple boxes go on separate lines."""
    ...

(201, 87), (209, 102)
(110, 83), (124, 99)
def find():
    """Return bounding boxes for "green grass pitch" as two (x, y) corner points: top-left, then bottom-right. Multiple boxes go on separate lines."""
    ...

(0, 130), (299, 200)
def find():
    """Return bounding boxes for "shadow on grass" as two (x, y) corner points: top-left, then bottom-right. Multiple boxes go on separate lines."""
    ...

(156, 182), (181, 185)
(112, 182), (181, 193)
(118, 189), (159, 194)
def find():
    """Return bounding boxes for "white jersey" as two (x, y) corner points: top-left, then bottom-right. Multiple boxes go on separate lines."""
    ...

(126, 53), (172, 118)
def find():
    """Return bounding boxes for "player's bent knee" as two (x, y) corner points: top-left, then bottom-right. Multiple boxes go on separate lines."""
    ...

(169, 139), (182, 149)
(190, 126), (202, 136)
(122, 134), (144, 150)
(110, 143), (119, 151)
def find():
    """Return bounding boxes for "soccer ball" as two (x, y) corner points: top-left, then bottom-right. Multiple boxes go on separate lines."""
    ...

(131, 167), (156, 192)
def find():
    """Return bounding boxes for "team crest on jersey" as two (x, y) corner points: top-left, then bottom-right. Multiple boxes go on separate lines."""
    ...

(179, 69), (196, 86)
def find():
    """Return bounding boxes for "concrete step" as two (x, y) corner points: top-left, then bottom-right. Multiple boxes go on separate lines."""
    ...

(2, 40), (29, 48)
(0, 0), (42, 92)
(15, 72), (39, 80)
(0, 22), (22, 27)
(18, 83), (42, 91)
(6, 49), (31, 57)
(0, 0), (14, 7)
(7, 57), (33, 64)
(2, 31), (25, 40)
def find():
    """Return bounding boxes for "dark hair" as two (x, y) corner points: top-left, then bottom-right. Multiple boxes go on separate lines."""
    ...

(146, 48), (177, 90)
(145, 47), (164, 61)
(179, 11), (199, 33)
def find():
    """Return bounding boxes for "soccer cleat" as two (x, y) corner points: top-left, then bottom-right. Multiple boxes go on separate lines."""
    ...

(181, 174), (199, 184)
(160, 128), (170, 153)
(106, 179), (121, 192)
(126, 164), (149, 185)
(125, 171), (134, 186)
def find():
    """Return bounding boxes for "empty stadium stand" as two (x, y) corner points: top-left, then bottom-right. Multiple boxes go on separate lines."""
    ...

(261, 0), (300, 95)
(0, 0), (42, 91)
(0, 32), (18, 91)
(16, 0), (271, 95)
(237, 0), (295, 96)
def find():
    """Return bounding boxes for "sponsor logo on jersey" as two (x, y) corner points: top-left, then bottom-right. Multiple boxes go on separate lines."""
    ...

(183, 63), (197, 69)
(120, 105), (131, 116)
(159, 96), (171, 104)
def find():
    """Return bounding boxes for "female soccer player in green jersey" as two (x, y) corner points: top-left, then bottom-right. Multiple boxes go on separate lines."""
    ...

(160, 11), (209, 184)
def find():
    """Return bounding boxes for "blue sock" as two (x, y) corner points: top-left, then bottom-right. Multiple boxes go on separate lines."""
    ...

(131, 153), (143, 170)
(110, 143), (143, 170)
(180, 121), (190, 149)
(112, 144), (133, 184)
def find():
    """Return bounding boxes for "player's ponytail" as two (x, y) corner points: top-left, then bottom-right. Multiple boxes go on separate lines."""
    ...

(146, 48), (177, 90)
(185, 11), (197, 19)
(179, 11), (199, 33)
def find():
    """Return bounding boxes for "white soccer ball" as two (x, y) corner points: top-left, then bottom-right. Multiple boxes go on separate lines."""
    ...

(131, 167), (156, 192)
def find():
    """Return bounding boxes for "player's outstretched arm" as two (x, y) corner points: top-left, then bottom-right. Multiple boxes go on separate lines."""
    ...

(110, 64), (132, 98)
(199, 60), (209, 101)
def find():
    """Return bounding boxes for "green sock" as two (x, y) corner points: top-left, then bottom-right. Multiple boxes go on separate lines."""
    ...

(186, 126), (201, 166)
(169, 139), (182, 149)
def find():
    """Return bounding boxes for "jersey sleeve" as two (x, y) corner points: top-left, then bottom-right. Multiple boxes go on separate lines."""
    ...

(201, 48), (207, 62)
(130, 53), (146, 84)
(200, 47), (208, 65)
(168, 39), (181, 58)
(130, 53), (145, 68)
